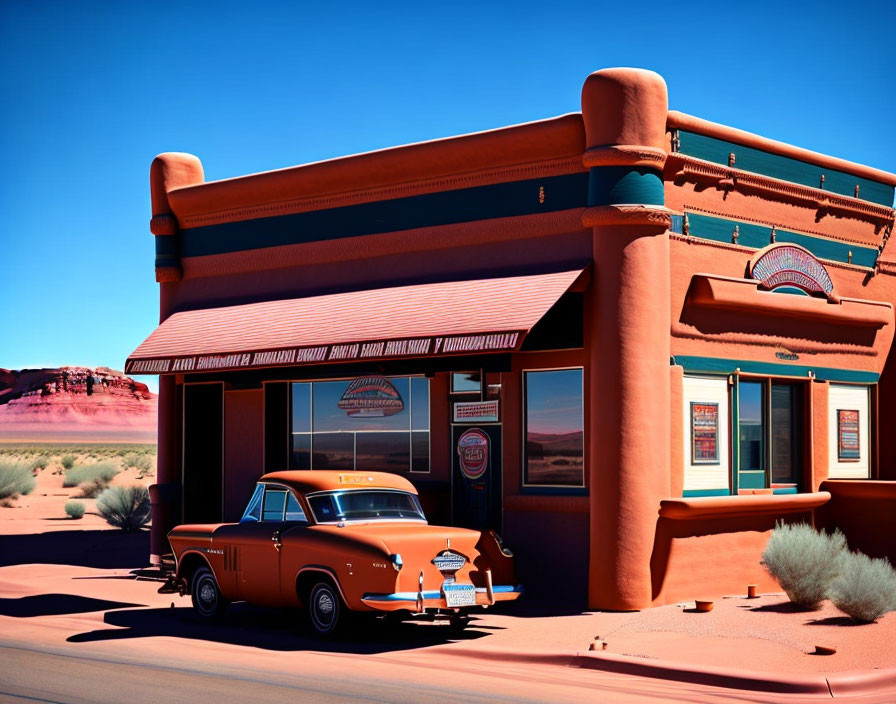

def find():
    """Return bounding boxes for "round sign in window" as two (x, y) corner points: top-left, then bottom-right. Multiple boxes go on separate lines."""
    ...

(457, 428), (489, 480)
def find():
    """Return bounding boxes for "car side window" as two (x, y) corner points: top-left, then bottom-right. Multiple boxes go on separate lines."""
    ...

(240, 484), (264, 523)
(284, 492), (307, 523)
(262, 488), (288, 522)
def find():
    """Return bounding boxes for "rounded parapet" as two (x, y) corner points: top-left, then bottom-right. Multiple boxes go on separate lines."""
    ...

(149, 153), (203, 283)
(581, 68), (668, 152)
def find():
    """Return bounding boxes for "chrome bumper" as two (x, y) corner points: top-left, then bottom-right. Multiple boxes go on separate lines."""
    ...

(361, 584), (522, 611)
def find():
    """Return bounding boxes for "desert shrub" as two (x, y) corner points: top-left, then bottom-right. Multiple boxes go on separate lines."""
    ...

(63, 463), (119, 488)
(828, 551), (896, 623)
(96, 485), (150, 532)
(30, 456), (50, 471)
(122, 453), (153, 473)
(61, 455), (76, 470)
(761, 522), (846, 609)
(0, 462), (36, 502)
(64, 500), (86, 519)
(75, 479), (109, 499)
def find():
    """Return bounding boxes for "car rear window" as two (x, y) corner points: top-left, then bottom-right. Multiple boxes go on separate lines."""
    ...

(308, 490), (425, 523)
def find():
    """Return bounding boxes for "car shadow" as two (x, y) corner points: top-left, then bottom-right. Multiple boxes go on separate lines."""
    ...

(0, 594), (143, 617)
(0, 530), (149, 569)
(66, 601), (496, 654)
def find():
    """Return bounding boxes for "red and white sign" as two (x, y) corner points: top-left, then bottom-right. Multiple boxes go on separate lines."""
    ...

(457, 428), (489, 480)
(453, 400), (499, 424)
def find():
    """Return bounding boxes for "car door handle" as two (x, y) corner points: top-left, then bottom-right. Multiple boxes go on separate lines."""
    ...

(272, 531), (282, 550)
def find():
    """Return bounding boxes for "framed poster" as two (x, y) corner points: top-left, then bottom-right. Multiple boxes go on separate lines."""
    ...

(691, 402), (719, 465)
(837, 409), (860, 461)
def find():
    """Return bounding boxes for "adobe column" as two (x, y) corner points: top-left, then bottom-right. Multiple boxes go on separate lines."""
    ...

(582, 69), (671, 610)
(147, 153), (203, 563)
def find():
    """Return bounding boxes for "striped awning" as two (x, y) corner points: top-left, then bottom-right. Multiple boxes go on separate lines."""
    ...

(126, 269), (585, 375)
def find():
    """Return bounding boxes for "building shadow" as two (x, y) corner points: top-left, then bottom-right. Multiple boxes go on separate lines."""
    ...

(66, 602), (495, 655)
(0, 594), (142, 618)
(0, 530), (150, 569)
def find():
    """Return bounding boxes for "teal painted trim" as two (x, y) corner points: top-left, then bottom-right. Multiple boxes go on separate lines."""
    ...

(738, 470), (767, 489)
(588, 166), (664, 206)
(673, 356), (879, 384)
(685, 212), (878, 269)
(773, 486), (799, 495)
(731, 378), (740, 494)
(682, 488), (731, 497)
(772, 286), (809, 296)
(154, 235), (179, 269)
(677, 131), (895, 207)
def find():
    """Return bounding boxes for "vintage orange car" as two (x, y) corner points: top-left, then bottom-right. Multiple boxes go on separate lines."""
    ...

(161, 470), (521, 635)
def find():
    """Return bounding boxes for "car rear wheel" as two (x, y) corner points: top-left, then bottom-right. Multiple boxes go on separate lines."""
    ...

(191, 566), (227, 621)
(307, 581), (345, 636)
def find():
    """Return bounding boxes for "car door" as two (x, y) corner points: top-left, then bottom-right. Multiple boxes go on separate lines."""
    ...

(234, 485), (288, 605)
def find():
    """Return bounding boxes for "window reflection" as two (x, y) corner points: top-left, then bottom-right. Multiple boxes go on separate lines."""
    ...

(524, 369), (584, 487)
(290, 376), (429, 473)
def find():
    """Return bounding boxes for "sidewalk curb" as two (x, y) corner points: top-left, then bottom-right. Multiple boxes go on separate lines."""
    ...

(441, 647), (896, 697)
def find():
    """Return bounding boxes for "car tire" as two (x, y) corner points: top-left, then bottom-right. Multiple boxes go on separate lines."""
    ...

(191, 566), (227, 621)
(307, 581), (345, 636)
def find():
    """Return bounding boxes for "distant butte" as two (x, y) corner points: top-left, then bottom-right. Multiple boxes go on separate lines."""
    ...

(0, 367), (157, 443)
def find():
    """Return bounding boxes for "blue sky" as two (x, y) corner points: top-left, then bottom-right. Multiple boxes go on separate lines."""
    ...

(2, 1), (894, 394)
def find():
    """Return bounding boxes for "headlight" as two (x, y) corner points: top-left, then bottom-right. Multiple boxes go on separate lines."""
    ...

(390, 553), (403, 572)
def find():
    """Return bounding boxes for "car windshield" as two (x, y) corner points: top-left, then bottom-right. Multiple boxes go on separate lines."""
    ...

(308, 490), (426, 523)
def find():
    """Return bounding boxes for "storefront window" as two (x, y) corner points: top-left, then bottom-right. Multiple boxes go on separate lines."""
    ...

(290, 376), (429, 473)
(523, 369), (584, 487)
(451, 372), (481, 394)
(737, 379), (802, 490)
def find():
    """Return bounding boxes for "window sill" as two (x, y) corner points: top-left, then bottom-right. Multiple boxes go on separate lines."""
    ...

(659, 491), (831, 521)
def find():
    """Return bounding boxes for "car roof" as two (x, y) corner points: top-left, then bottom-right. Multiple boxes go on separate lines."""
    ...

(259, 470), (418, 495)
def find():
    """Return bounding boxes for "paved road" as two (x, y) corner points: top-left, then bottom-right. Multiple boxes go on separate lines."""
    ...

(0, 640), (794, 704)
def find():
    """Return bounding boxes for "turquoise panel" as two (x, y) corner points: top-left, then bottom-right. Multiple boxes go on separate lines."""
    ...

(682, 488), (731, 497)
(673, 356), (879, 384)
(685, 212), (878, 269)
(154, 235), (179, 269)
(773, 486), (799, 495)
(677, 131), (894, 207)
(588, 166), (664, 207)
(738, 470), (767, 489)
(772, 286), (809, 296)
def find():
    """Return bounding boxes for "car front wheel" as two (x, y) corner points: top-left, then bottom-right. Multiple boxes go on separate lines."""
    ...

(191, 566), (227, 621)
(307, 581), (345, 636)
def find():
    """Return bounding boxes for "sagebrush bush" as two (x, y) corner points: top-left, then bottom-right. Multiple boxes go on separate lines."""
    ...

(61, 455), (76, 470)
(761, 522), (846, 609)
(63, 463), (119, 488)
(122, 453), (153, 474)
(96, 485), (150, 531)
(0, 462), (36, 502)
(828, 551), (896, 623)
(30, 456), (49, 471)
(64, 500), (86, 519)
(75, 479), (109, 499)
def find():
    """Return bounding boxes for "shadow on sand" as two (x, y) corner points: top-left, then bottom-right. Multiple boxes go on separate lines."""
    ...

(0, 593), (143, 617)
(67, 601), (499, 655)
(0, 530), (149, 569)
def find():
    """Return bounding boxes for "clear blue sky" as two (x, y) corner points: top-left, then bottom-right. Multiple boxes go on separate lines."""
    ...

(2, 1), (894, 394)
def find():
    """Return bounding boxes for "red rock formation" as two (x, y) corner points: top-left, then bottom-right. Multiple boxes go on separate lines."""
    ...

(0, 367), (157, 442)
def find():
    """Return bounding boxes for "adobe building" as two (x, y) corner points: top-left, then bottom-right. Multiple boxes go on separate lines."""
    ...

(129, 68), (896, 610)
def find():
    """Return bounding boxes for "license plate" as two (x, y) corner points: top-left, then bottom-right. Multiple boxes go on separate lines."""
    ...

(443, 583), (476, 607)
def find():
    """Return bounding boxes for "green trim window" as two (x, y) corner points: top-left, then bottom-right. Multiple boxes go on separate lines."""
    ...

(736, 379), (802, 492)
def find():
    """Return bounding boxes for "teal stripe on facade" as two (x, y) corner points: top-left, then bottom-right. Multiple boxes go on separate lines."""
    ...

(682, 488), (731, 497)
(588, 166), (664, 206)
(677, 131), (895, 207)
(181, 172), (589, 258)
(684, 212), (878, 269)
(154, 235), (179, 269)
(673, 356), (879, 384)
(773, 487), (799, 495)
